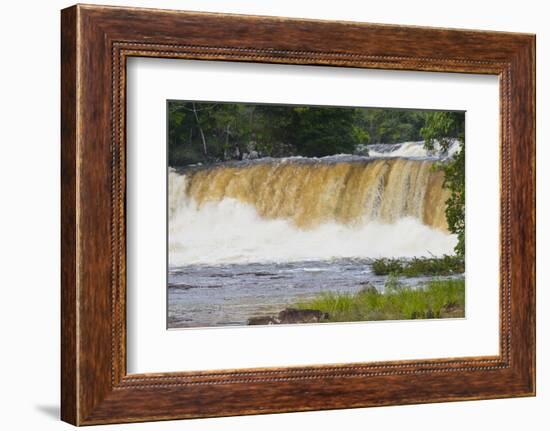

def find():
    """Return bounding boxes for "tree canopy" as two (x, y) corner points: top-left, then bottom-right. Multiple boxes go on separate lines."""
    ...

(168, 101), (450, 166)
(421, 112), (465, 257)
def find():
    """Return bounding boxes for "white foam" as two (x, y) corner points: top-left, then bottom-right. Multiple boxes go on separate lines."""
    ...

(169, 197), (457, 266)
(368, 140), (461, 159)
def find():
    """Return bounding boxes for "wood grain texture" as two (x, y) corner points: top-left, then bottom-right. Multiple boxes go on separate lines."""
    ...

(60, 4), (536, 425)
(60, 5), (78, 425)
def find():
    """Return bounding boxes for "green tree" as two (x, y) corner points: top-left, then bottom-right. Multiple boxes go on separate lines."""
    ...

(289, 107), (367, 157)
(421, 112), (465, 257)
(358, 109), (426, 144)
(168, 103), (202, 165)
(168, 102), (462, 170)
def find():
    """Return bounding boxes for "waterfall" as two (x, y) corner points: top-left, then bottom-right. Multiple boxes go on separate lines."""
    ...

(168, 157), (456, 265)
(170, 158), (449, 231)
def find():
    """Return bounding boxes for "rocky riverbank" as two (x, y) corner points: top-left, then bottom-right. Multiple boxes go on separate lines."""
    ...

(247, 278), (465, 325)
(248, 308), (329, 325)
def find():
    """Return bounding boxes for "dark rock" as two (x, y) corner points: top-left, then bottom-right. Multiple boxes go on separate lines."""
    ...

(277, 308), (329, 324)
(169, 284), (196, 291)
(247, 308), (329, 326)
(247, 316), (279, 325)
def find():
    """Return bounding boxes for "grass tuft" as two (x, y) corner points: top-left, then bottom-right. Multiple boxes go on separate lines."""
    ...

(295, 278), (465, 322)
(371, 255), (464, 277)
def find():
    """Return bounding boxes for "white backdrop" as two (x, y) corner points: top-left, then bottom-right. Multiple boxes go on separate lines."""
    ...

(0, 0), (547, 430)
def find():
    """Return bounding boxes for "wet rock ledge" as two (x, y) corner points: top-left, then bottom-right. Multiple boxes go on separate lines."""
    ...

(248, 308), (329, 325)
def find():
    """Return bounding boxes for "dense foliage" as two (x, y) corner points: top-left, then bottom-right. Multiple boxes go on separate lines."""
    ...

(168, 102), (432, 166)
(372, 255), (465, 277)
(420, 112), (466, 257)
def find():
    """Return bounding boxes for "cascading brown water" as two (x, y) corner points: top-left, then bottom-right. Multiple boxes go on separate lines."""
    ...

(171, 158), (449, 232)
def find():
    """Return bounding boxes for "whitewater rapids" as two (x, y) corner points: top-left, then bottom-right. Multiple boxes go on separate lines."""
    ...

(168, 151), (457, 266)
(169, 198), (455, 265)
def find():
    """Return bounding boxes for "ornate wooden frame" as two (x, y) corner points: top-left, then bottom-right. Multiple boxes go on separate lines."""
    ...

(61, 4), (535, 425)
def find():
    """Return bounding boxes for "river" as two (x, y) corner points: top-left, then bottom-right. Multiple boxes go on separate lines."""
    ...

(168, 259), (460, 328)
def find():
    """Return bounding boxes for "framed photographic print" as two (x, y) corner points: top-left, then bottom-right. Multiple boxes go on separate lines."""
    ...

(61, 4), (536, 425)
